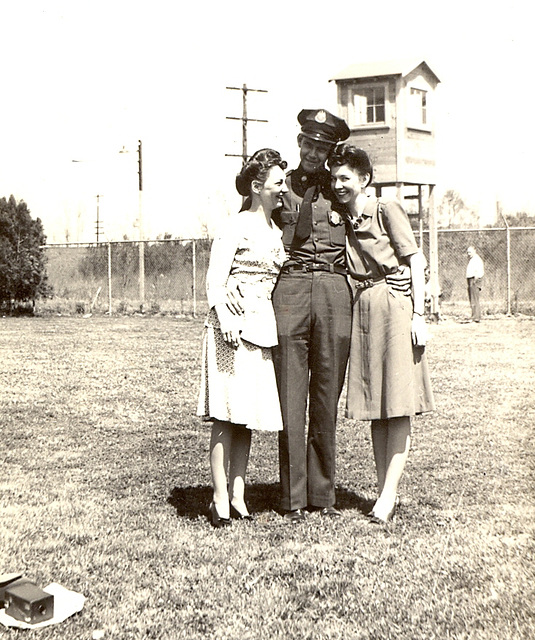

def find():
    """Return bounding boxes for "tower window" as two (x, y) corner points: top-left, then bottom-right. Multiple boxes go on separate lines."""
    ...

(348, 85), (386, 126)
(409, 87), (428, 128)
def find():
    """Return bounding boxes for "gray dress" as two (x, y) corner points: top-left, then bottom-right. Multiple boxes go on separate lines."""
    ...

(345, 197), (435, 420)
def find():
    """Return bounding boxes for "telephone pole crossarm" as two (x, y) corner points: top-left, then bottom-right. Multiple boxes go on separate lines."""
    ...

(225, 84), (268, 163)
(225, 86), (267, 93)
(226, 117), (268, 123)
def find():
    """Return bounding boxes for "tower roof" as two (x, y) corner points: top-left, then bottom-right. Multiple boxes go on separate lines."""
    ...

(330, 59), (440, 84)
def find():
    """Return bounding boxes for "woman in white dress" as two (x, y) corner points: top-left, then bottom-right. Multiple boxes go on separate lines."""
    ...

(197, 149), (288, 527)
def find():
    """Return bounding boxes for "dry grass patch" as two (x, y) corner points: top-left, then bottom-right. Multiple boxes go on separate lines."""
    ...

(1, 315), (534, 639)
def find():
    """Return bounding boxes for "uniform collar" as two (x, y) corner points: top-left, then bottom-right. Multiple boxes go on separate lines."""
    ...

(290, 165), (331, 196)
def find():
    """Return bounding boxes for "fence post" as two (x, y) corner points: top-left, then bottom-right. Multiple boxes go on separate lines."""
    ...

(427, 184), (440, 318)
(418, 185), (423, 249)
(192, 239), (197, 318)
(498, 205), (511, 316)
(107, 241), (112, 316)
(139, 240), (145, 312)
(504, 223), (511, 316)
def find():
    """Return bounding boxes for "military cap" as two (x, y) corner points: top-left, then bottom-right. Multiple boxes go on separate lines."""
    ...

(298, 109), (350, 145)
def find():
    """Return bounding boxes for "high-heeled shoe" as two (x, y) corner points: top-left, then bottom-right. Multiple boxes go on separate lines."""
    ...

(230, 504), (253, 521)
(209, 502), (231, 528)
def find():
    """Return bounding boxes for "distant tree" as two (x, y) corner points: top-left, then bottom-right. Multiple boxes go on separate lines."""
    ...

(505, 211), (535, 227)
(0, 195), (51, 308)
(438, 190), (479, 228)
(485, 208), (535, 228)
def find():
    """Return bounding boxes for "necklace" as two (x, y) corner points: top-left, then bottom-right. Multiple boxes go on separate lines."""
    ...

(350, 214), (363, 230)
(350, 194), (368, 230)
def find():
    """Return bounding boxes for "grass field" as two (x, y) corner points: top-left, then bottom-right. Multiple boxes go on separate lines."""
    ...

(1, 315), (534, 639)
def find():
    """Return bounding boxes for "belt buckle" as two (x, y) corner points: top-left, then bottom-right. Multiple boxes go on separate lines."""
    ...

(355, 278), (373, 290)
(308, 264), (331, 273)
(289, 264), (307, 273)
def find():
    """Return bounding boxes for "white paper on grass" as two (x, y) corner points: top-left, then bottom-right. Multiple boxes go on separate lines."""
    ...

(0, 582), (85, 629)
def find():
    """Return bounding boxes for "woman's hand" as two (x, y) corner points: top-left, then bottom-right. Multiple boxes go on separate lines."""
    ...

(226, 282), (245, 316)
(411, 313), (427, 347)
(386, 264), (411, 296)
(214, 303), (242, 348)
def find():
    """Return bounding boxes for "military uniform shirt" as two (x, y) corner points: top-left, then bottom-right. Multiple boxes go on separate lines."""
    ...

(273, 167), (347, 269)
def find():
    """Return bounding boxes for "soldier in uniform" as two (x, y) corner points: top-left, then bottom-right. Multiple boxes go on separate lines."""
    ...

(270, 109), (352, 522)
(227, 109), (410, 523)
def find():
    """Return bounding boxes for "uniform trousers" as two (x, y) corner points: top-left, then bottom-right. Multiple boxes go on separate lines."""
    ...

(272, 271), (352, 511)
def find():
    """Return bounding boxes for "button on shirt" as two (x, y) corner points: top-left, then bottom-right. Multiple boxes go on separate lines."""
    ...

(346, 197), (418, 280)
(273, 167), (347, 268)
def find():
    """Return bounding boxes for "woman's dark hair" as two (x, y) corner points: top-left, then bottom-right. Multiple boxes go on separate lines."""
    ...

(235, 148), (287, 197)
(328, 143), (374, 187)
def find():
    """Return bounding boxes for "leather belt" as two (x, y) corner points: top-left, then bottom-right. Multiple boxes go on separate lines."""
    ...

(353, 277), (386, 290)
(281, 263), (347, 276)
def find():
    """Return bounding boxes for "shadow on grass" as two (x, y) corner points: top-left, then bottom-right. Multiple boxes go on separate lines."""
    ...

(335, 486), (375, 515)
(167, 483), (281, 520)
(167, 483), (370, 519)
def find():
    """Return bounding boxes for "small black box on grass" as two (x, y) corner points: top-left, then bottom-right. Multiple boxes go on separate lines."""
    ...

(0, 573), (29, 602)
(4, 582), (54, 624)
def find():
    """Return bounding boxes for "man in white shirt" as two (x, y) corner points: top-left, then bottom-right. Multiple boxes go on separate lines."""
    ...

(466, 246), (484, 322)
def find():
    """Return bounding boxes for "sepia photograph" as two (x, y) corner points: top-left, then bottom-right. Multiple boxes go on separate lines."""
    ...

(1, 1), (533, 638)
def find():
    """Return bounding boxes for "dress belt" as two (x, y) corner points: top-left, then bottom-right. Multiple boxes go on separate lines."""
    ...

(352, 276), (386, 290)
(281, 263), (347, 276)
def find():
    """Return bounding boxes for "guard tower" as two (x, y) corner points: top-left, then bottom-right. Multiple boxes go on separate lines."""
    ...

(331, 59), (441, 316)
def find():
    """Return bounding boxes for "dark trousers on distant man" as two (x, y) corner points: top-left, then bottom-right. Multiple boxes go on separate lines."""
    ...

(467, 277), (482, 322)
(272, 271), (352, 512)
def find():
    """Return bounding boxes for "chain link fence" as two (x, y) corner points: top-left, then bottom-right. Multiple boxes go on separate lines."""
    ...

(40, 228), (535, 317)
(420, 227), (535, 317)
(41, 239), (211, 316)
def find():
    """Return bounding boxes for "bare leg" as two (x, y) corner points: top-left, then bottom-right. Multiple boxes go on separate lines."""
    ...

(209, 420), (233, 519)
(371, 419), (388, 495)
(229, 425), (252, 515)
(371, 416), (411, 520)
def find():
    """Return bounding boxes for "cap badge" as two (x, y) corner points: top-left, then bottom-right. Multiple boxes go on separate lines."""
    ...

(315, 110), (327, 124)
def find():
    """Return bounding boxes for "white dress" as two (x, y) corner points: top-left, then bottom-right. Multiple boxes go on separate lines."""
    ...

(197, 212), (285, 431)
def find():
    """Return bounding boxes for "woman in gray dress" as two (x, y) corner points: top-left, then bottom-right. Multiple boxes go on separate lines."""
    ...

(330, 144), (434, 524)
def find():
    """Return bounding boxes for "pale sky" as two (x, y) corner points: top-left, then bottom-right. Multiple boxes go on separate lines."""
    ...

(0, 0), (532, 242)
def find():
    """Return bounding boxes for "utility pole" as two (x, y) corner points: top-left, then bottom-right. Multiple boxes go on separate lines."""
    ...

(119, 140), (144, 311)
(95, 194), (104, 243)
(225, 84), (268, 163)
(137, 140), (145, 312)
